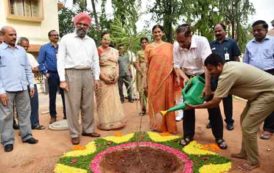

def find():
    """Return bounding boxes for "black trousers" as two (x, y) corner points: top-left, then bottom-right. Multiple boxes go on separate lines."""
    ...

(48, 72), (66, 119)
(222, 95), (234, 125)
(183, 74), (223, 140)
(210, 76), (234, 125)
(263, 69), (274, 132)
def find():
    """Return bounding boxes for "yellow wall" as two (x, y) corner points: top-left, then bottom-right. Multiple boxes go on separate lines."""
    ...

(0, 0), (59, 46)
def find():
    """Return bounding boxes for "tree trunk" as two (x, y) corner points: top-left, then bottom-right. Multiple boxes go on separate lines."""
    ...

(90, 0), (99, 27)
(163, 0), (173, 42)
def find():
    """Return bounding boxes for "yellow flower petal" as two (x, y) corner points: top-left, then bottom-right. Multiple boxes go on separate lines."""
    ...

(183, 141), (216, 155)
(147, 131), (180, 142)
(54, 164), (87, 173)
(199, 162), (232, 173)
(63, 142), (96, 157)
(103, 133), (134, 144)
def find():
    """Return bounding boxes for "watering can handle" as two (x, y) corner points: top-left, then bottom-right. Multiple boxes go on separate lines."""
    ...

(182, 78), (192, 95)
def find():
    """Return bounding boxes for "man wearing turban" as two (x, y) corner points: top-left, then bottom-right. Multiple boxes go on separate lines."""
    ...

(57, 12), (100, 145)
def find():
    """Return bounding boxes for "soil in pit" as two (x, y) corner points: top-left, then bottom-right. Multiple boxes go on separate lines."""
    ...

(100, 146), (185, 173)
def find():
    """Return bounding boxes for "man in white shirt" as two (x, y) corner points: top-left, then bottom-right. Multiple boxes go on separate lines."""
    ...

(173, 24), (227, 149)
(57, 12), (100, 145)
(17, 37), (45, 130)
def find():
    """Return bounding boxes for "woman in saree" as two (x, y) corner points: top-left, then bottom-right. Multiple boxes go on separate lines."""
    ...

(96, 31), (126, 130)
(145, 24), (177, 134)
(134, 37), (149, 115)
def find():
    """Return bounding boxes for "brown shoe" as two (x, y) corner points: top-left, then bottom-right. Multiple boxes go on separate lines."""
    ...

(82, 132), (101, 137)
(71, 137), (80, 145)
(49, 117), (57, 124)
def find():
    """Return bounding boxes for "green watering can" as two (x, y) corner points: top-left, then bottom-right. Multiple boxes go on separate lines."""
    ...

(160, 75), (205, 116)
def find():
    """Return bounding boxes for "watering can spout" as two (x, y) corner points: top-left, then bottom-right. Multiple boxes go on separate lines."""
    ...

(160, 103), (186, 116)
(160, 75), (205, 116)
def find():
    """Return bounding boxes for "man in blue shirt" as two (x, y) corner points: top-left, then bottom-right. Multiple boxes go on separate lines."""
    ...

(209, 23), (241, 130)
(244, 20), (274, 140)
(0, 26), (38, 152)
(38, 30), (66, 124)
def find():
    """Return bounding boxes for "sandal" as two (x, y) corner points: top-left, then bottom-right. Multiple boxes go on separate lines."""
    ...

(180, 137), (192, 147)
(216, 139), (228, 150)
(260, 131), (272, 140)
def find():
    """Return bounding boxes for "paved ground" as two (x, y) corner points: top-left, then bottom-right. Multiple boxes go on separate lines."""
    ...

(0, 92), (273, 173)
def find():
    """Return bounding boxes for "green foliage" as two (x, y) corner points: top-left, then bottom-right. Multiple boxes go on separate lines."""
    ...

(150, 0), (184, 42)
(182, 0), (222, 41)
(58, 7), (75, 37)
(110, 18), (148, 53)
(58, 1), (101, 43)
(217, 0), (255, 51)
(59, 0), (255, 52)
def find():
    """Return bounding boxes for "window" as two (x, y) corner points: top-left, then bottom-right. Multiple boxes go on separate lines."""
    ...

(7, 0), (44, 22)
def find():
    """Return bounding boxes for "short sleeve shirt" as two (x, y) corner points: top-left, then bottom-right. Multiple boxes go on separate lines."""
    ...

(210, 38), (241, 61)
(215, 62), (274, 102)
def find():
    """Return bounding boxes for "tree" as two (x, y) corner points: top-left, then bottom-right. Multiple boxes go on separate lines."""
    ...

(182, 0), (222, 40)
(59, 0), (101, 43)
(150, 0), (184, 42)
(58, 7), (75, 37)
(110, 18), (148, 53)
(112, 0), (140, 34)
(218, 0), (255, 51)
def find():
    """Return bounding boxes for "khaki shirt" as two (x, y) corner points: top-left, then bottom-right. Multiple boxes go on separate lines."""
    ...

(215, 62), (274, 102)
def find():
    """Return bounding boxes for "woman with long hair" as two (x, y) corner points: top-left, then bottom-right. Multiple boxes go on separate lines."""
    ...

(96, 31), (126, 130)
(145, 25), (177, 134)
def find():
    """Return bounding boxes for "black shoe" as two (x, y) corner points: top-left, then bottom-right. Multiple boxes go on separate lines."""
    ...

(226, 124), (234, 131)
(206, 122), (211, 129)
(23, 137), (38, 144)
(32, 125), (45, 130)
(4, 144), (13, 152)
(13, 123), (19, 130)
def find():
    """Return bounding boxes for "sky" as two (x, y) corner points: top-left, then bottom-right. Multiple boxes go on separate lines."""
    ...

(249, 0), (273, 27)
(61, 0), (274, 31)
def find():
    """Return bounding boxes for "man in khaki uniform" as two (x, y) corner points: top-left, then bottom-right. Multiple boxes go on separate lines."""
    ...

(189, 53), (274, 171)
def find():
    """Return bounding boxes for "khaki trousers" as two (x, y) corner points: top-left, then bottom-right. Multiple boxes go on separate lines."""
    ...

(65, 69), (95, 138)
(239, 92), (274, 165)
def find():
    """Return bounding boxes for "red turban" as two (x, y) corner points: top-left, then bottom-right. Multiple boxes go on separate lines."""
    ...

(73, 12), (92, 26)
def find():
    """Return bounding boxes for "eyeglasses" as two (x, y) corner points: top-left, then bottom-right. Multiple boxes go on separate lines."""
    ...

(76, 23), (89, 28)
(50, 34), (59, 37)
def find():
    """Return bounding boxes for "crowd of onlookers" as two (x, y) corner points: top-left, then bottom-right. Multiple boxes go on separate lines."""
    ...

(1, 12), (274, 171)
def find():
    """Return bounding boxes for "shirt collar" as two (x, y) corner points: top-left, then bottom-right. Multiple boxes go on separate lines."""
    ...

(251, 35), (270, 43)
(213, 37), (229, 44)
(1, 42), (20, 49)
(177, 35), (198, 51)
(50, 42), (58, 48)
(190, 36), (198, 49)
